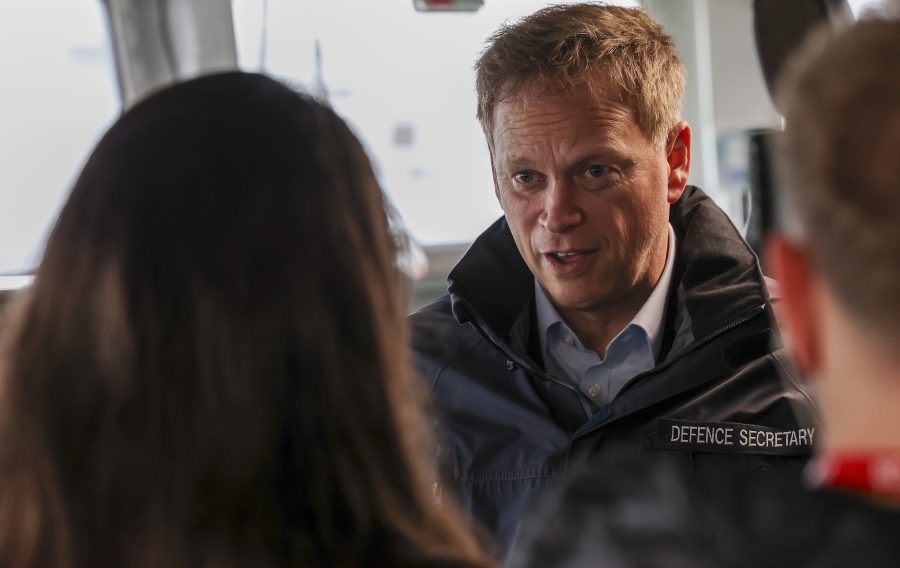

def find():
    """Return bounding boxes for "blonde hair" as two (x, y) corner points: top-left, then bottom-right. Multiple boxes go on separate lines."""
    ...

(475, 3), (685, 148)
(778, 17), (900, 335)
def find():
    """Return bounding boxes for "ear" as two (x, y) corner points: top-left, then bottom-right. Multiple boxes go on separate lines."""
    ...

(766, 234), (821, 375)
(665, 122), (691, 204)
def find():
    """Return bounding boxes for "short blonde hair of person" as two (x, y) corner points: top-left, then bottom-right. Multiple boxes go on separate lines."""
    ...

(475, 2), (686, 149)
(777, 16), (900, 334)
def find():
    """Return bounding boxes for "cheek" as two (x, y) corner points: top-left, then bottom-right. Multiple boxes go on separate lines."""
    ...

(500, 194), (537, 231)
(501, 203), (539, 256)
(628, 163), (669, 203)
(597, 194), (639, 237)
(622, 176), (668, 229)
(496, 182), (522, 211)
(601, 194), (660, 256)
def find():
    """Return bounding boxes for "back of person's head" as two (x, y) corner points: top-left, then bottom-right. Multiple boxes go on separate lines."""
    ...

(509, 452), (900, 568)
(777, 15), (900, 343)
(0, 72), (484, 568)
(474, 2), (685, 148)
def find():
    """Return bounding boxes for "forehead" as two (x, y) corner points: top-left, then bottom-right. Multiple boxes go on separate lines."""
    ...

(490, 86), (641, 156)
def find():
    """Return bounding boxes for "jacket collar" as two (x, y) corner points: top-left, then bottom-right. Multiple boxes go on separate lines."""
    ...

(447, 186), (771, 356)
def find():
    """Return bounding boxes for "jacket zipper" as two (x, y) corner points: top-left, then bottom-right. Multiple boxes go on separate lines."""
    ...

(465, 302), (769, 427)
(462, 304), (585, 399)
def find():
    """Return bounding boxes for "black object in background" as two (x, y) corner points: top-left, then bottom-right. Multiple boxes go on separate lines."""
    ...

(753, 0), (853, 113)
(744, 130), (779, 260)
(746, 0), (852, 253)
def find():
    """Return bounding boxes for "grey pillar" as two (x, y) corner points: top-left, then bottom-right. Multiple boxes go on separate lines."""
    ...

(643, 0), (721, 202)
(102, 0), (239, 108)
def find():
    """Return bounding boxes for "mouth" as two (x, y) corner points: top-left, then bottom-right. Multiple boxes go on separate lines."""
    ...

(542, 249), (596, 274)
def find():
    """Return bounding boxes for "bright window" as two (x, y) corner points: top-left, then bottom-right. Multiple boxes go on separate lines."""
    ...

(232, 0), (641, 248)
(0, 0), (119, 275)
(847, 0), (893, 17)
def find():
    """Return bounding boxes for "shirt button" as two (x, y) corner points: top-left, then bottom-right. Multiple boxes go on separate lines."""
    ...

(563, 335), (575, 346)
(588, 384), (602, 397)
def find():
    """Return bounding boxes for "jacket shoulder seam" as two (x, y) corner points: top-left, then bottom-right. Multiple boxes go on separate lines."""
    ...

(431, 330), (485, 394)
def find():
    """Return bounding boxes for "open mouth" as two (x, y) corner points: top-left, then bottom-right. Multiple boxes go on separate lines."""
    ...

(548, 251), (588, 263)
(543, 250), (595, 273)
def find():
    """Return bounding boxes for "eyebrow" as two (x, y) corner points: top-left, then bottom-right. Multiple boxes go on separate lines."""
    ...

(500, 155), (535, 171)
(499, 148), (631, 172)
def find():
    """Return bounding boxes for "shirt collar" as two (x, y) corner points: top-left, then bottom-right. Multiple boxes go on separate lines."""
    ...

(535, 223), (677, 361)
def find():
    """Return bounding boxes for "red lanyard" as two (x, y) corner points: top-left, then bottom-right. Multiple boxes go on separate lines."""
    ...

(807, 452), (900, 498)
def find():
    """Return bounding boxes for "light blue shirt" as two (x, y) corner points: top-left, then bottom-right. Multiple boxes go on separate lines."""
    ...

(535, 224), (676, 406)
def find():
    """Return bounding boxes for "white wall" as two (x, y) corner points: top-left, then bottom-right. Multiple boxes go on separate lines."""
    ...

(708, 0), (781, 133)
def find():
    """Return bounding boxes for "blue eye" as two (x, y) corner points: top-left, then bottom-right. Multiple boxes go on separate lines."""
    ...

(587, 165), (609, 178)
(514, 171), (536, 184)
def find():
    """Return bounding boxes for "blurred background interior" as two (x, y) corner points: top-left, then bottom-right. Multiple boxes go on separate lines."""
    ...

(0, 0), (892, 309)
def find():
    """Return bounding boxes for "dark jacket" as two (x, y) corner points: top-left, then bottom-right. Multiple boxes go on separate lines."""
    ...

(507, 453), (900, 568)
(410, 187), (817, 551)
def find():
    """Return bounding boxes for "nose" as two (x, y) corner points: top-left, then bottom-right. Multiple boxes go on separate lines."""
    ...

(539, 179), (583, 234)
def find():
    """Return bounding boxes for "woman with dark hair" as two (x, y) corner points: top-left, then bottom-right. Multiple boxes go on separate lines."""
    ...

(0, 72), (489, 568)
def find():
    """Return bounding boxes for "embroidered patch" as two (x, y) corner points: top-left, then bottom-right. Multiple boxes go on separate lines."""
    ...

(654, 418), (815, 456)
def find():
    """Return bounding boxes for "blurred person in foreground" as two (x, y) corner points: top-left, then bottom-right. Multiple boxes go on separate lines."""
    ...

(0, 72), (490, 568)
(509, 14), (900, 568)
(410, 2), (816, 551)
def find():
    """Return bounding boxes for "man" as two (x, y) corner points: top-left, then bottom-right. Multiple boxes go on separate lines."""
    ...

(770, 15), (900, 500)
(508, 14), (900, 568)
(411, 4), (816, 548)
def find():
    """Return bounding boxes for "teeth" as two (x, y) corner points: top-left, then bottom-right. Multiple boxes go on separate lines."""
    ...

(556, 252), (577, 257)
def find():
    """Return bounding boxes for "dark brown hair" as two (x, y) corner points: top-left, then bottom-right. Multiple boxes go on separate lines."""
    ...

(777, 16), (900, 337)
(475, 3), (685, 148)
(0, 72), (485, 568)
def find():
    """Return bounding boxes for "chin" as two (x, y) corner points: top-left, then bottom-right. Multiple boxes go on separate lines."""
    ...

(548, 290), (607, 312)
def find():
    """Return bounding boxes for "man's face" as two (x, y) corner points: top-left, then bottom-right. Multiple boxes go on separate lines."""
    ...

(490, 88), (687, 314)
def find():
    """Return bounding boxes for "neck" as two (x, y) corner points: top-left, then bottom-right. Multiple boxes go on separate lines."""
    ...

(818, 358), (900, 453)
(817, 292), (900, 453)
